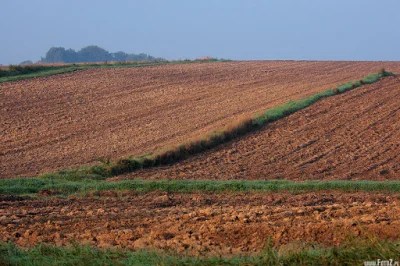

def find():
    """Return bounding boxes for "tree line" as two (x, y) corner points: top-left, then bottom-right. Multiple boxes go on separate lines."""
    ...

(40, 45), (162, 63)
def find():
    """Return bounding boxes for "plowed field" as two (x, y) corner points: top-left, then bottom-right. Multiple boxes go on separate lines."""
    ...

(1, 61), (400, 260)
(121, 76), (400, 181)
(2, 61), (400, 178)
(1, 192), (399, 256)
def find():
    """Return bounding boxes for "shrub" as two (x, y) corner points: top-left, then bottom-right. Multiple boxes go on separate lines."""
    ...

(110, 158), (142, 175)
(8, 65), (24, 72)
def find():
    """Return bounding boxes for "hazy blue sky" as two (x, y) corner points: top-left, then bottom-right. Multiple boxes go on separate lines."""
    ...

(1, 0), (400, 64)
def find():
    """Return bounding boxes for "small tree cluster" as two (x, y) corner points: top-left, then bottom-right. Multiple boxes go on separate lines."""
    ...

(41, 45), (162, 63)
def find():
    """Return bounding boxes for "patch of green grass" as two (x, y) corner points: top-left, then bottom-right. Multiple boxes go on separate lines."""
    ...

(254, 89), (336, 126)
(0, 67), (82, 83)
(1, 237), (399, 266)
(337, 82), (354, 93)
(39, 166), (109, 182)
(2, 179), (400, 196)
(352, 80), (362, 88)
(361, 70), (393, 84)
(0, 65), (63, 78)
(0, 178), (47, 195)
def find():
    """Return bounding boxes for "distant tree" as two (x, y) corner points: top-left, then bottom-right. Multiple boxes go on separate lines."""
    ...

(77, 45), (112, 62)
(126, 53), (153, 61)
(64, 49), (78, 63)
(43, 47), (66, 63)
(112, 51), (129, 61)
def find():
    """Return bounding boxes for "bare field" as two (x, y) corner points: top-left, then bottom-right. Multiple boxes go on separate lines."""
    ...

(1, 192), (399, 256)
(121, 76), (400, 181)
(1, 61), (400, 259)
(2, 61), (400, 178)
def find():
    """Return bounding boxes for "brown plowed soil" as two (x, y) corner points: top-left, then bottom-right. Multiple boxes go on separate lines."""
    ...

(1, 192), (399, 256)
(120, 76), (400, 181)
(2, 61), (400, 178)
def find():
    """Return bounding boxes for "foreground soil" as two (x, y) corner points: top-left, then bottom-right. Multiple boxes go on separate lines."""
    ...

(2, 61), (400, 178)
(1, 192), (399, 256)
(120, 76), (400, 181)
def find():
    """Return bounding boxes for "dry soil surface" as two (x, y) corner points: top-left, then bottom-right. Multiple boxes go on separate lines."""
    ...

(1, 192), (399, 256)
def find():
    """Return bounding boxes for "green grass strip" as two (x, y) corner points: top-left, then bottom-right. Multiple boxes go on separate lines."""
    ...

(0, 67), (82, 83)
(0, 58), (230, 83)
(2, 179), (400, 196)
(1, 237), (399, 266)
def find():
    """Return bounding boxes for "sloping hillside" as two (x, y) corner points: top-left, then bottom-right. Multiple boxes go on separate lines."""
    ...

(1, 61), (400, 178)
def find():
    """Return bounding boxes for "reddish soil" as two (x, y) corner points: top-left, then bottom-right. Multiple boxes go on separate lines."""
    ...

(1, 192), (399, 256)
(120, 76), (400, 181)
(2, 61), (400, 178)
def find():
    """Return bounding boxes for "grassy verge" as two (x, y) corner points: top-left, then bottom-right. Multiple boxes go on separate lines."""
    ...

(1, 238), (399, 266)
(32, 70), (394, 181)
(2, 179), (400, 196)
(0, 66), (82, 83)
(0, 58), (230, 83)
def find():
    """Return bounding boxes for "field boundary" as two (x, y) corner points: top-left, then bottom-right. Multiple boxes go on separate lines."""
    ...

(2, 178), (400, 196)
(0, 58), (230, 83)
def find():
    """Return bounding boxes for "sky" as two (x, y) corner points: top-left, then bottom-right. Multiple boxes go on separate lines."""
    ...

(1, 0), (400, 64)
